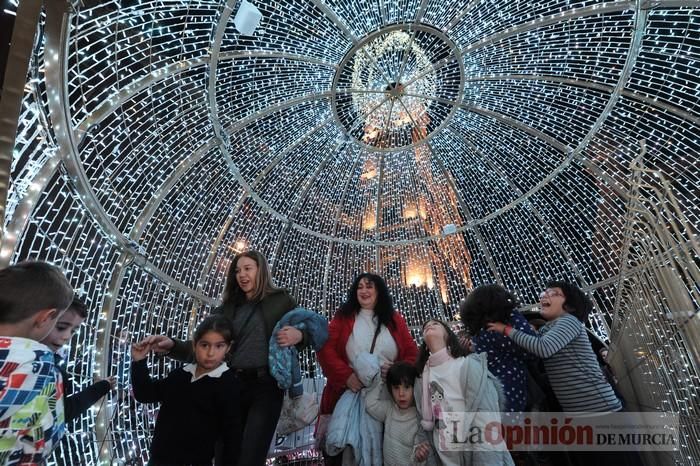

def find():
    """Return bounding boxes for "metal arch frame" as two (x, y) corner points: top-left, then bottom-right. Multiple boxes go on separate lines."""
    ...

(74, 57), (209, 139)
(43, 2), (215, 301)
(250, 59), (654, 250)
(222, 92), (333, 137)
(130, 140), (218, 240)
(461, 0), (700, 54)
(66, 62), (697, 263)
(43, 6), (218, 463)
(74, 94), (633, 254)
(206, 0), (339, 265)
(378, 37), (580, 292)
(464, 74), (700, 127)
(575, 0), (650, 312)
(7, 3), (692, 249)
(0, 0), (45, 267)
(196, 0), (302, 295)
(102, 0), (666, 255)
(444, 127), (586, 284)
(461, 1), (638, 54)
(309, 0), (359, 46)
(74, 52), (335, 139)
(217, 50), (338, 68)
(271, 138), (351, 275)
(194, 0), (355, 293)
(0, 155), (62, 267)
(93, 250), (130, 462)
(373, 152), (384, 267)
(251, 117), (334, 186)
(424, 141), (504, 285)
(0, 0), (43, 252)
(398, 1), (641, 94)
(321, 148), (366, 313)
(444, 0), (484, 32)
(132, 106), (334, 300)
(367, 0), (440, 270)
(408, 0), (700, 91)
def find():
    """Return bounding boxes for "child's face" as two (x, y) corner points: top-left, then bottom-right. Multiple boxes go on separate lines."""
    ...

(194, 330), (231, 372)
(391, 383), (414, 410)
(539, 288), (566, 320)
(40, 309), (84, 352)
(235, 256), (259, 299)
(423, 320), (447, 344)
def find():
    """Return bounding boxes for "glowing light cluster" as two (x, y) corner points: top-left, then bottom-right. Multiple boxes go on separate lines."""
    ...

(2, 0), (699, 465)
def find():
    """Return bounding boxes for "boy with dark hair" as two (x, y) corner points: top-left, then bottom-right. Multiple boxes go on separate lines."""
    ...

(365, 361), (436, 466)
(41, 296), (115, 425)
(0, 261), (73, 465)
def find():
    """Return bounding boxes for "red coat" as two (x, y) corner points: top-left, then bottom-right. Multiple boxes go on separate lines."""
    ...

(317, 311), (418, 415)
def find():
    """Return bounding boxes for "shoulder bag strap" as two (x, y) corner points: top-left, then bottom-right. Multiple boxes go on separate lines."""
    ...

(369, 323), (381, 354)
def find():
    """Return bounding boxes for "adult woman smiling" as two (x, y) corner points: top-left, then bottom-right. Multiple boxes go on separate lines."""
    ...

(317, 273), (418, 463)
(140, 250), (303, 466)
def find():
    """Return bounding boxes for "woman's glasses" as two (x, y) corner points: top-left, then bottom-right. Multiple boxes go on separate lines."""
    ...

(539, 289), (564, 299)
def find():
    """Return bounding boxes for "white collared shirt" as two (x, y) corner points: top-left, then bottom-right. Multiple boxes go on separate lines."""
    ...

(182, 362), (230, 382)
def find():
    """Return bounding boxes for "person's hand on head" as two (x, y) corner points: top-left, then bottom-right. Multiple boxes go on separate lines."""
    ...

(486, 322), (507, 334)
(458, 334), (473, 352)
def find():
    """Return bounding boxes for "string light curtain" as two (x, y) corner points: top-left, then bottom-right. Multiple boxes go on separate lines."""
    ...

(2, 0), (699, 464)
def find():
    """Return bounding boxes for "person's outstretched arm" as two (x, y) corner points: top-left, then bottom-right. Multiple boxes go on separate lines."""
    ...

(130, 343), (168, 403)
(488, 314), (581, 358)
(63, 377), (115, 423)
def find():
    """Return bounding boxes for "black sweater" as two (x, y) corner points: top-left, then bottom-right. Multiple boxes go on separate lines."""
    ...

(55, 354), (111, 424)
(131, 359), (241, 465)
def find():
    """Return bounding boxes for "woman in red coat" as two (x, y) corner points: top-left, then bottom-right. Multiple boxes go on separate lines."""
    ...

(317, 273), (418, 464)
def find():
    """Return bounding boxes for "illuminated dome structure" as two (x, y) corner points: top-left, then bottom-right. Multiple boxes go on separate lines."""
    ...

(0, 0), (698, 464)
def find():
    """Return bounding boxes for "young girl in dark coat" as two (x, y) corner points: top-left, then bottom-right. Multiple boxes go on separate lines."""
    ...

(131, 315), (240, 466)
(138, 250), (304, 465)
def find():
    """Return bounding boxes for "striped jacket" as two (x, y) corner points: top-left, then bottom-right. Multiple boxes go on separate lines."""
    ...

(510, 314), (621, 412)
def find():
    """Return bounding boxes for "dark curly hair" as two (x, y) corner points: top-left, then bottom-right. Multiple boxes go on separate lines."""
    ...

(459, 284), (518, 335)
(337, 273), (396, 331)
(416, 320), (468, 374)
(545, 280), (593, 323)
